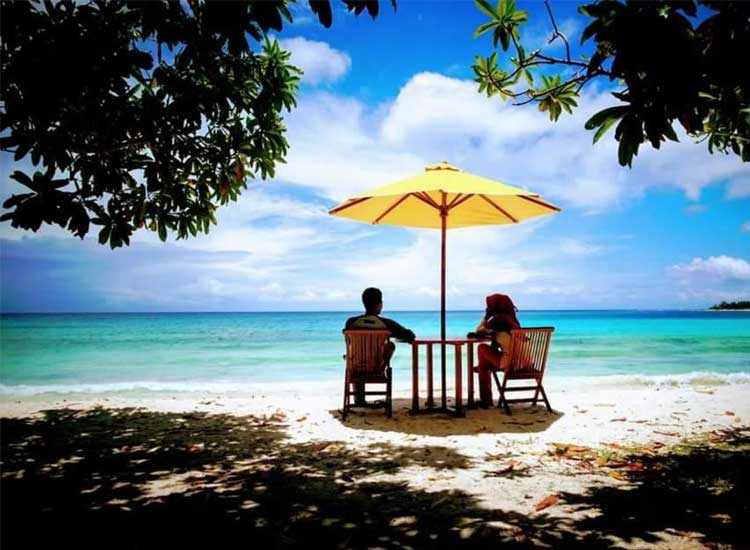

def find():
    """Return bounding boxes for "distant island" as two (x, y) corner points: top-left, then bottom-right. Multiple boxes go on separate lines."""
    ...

(710, 300), (750, 310)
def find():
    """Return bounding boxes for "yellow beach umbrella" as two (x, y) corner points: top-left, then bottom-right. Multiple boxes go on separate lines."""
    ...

(329, 161), (560, 406)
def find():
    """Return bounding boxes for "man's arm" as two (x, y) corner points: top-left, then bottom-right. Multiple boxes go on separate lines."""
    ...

(381, 317), (415, 343)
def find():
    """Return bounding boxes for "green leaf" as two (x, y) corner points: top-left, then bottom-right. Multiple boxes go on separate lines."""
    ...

(523, 69), (534, 87)
(662, 124), (679, 142)
(98, 226), (111, 245)
(580, 21), (599, 44)
(511, 9), (527, 24)
(474, 0), (496, 19)
(584, 106), (629, 131)
(473, 21), (497, 38)
(592, 115), (619, 143)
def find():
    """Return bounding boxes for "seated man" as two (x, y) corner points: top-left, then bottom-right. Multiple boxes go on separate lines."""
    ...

(344, 287), (415, 405)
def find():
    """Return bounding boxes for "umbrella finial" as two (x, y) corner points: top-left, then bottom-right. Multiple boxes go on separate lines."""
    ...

(426, 161), (460, 172)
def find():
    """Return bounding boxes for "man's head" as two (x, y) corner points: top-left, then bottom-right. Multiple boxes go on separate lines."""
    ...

(362, 287), (383, 315)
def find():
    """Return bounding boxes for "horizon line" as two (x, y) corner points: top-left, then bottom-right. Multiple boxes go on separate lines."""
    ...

(0, 307), (724, 315)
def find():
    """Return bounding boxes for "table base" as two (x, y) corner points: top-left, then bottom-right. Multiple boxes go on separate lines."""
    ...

(407, 405), (465, 418)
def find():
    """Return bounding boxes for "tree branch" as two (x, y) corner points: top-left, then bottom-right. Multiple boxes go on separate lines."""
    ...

(511, 72), (604, 106)
(544, 0), (571, 62)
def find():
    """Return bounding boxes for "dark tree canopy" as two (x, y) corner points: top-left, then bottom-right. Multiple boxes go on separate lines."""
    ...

(710, 301), (750, 311)
(0, 0), (389, 247)
(472, 0), (750, 167)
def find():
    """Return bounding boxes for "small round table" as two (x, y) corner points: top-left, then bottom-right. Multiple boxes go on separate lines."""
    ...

(410, 336), (490, 417)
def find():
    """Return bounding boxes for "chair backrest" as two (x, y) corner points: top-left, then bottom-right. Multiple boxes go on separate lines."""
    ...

(343, 330), (392, 378)
(506, 327), (554, 375)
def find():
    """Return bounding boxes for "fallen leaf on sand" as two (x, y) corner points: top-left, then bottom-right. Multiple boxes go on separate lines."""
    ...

(534, 494), (559, 512)
(485, 452), (515, 461)
(549, 443), (595, 461)
(622, 462), (646, 472)
(695, 389), (714, 395)
(724, 411), (735, 416)
(296, 416), (307, 422)
(654, 430), (680, 437)
(484, 461), (529, 477)
(610, 417), (627, 422)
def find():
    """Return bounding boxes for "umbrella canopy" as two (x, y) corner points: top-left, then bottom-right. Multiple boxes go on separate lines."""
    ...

(329, 161), (561, 412)
(329, 161), (559, 228)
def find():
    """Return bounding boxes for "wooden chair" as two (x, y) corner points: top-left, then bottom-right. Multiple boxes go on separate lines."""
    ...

(342, 330), (393, 420)
(490, 327), (555, 415)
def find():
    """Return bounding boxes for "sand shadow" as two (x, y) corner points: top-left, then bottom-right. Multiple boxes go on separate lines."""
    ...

(0, 407), (573, 549)
(2, 408), (748, 549)
(331, 398), (564, 436)
(555, 425), (750, 548)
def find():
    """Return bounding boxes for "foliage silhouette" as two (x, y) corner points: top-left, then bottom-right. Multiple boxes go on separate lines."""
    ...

(473, 0), (750, 167)
(0, 1), (391, 247)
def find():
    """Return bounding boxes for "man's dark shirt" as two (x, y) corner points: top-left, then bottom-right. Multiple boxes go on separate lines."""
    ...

(344, 313), (415, 343)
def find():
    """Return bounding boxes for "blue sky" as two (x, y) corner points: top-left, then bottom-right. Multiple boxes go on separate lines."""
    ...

(1, 0), (749, 313)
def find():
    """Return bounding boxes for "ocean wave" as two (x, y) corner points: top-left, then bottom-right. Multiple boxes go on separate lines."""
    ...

(0, 380), (339, 397)
(1, 371), (750, 397)
(544, 371), (750, 390)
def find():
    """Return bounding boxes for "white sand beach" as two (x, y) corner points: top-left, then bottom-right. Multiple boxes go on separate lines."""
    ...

(2, 380), (748, 549)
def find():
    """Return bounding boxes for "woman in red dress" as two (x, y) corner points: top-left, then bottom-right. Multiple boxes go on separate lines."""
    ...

(472, 293), (521, 408)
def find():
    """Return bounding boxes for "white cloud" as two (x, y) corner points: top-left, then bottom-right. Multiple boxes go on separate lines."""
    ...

(671, 256), (750, 281)
(5, 69), (749, 312)
(559, 238), (604, 256)
(726, 178), (750, 199)
(277, 92), (424, 200)
(381, 72), (549, 149)
(277, 73), (748, 215)
(279, 37), (351, 85)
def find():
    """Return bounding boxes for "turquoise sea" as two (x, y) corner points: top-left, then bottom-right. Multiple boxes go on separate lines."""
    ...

(1, 311), (749, 395)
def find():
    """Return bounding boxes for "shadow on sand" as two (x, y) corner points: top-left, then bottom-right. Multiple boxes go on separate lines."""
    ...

(1, 408), (748, 549)
(332, 398), (564, 436)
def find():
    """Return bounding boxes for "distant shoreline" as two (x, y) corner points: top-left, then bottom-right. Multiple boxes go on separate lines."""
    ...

(3, 308), (749, 315)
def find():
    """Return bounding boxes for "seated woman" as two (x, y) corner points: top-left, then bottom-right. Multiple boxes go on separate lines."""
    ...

(469, 293), (521, 408)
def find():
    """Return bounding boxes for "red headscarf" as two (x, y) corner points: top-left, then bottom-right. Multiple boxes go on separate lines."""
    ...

(484, 293), (520, 331)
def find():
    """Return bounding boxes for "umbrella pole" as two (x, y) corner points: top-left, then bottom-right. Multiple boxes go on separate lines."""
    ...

(440, 192), (447, 410)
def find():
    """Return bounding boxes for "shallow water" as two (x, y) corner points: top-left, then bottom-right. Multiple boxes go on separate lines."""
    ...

(1, 310), (749, 395)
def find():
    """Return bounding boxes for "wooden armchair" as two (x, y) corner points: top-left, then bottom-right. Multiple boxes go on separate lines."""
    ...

(342, 330), (393, 420)
(491, 327), (555, 415)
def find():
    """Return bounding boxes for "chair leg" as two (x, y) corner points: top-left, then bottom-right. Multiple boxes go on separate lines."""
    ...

(491, 371), (502, 408)
(342, 376), (349, 421)
(532, 385), (540, 406)
(539, 385), (553, 413)
(498, 376), (511, 416)
(386, 377), (392, 418)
